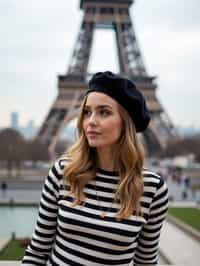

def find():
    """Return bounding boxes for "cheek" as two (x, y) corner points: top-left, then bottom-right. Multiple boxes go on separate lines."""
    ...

(106, 119), (122, 136)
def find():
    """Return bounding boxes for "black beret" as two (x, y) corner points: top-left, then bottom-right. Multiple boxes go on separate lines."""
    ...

(86, 71), (151, 132)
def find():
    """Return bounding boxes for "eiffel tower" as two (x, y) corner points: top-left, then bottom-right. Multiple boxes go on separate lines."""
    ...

(37, 0), (175, 156)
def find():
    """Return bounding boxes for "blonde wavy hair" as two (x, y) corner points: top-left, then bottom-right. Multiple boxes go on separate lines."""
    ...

(63, 95), (145, 219)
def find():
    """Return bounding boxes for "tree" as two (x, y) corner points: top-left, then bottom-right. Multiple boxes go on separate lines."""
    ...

(54, 139), (73, 157)
(0, 128), (27, 177)
(26, 138), (50, 167)
(161, 135), (200, 162)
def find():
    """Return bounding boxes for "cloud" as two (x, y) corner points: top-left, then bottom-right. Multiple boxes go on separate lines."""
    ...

(0, 0), (199, 128)
(132, 0), (200, 127)
(134, 0), (200, 31)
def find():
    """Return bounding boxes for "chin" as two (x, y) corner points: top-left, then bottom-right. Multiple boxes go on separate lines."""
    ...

(88, 142), (99, 147)
(87, 141), (103, 148)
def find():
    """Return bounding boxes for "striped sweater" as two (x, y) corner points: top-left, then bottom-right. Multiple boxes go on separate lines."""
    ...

(22, 158), (168, 265)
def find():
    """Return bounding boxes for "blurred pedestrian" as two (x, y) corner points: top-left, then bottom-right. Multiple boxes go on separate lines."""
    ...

(184, 176), (191, 188)
(1, 181), (7, 196)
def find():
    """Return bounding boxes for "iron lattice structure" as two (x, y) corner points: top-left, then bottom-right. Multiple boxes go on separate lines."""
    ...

(37, 0), (175, 156)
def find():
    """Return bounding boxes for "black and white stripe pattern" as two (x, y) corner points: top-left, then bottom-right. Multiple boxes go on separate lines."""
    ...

(22, 159), (168, 265)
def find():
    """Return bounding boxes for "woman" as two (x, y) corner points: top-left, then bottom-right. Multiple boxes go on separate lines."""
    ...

(22, 71), (168, 265)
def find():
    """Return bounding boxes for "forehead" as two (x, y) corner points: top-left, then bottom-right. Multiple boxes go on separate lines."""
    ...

(85, 92), (118, 108)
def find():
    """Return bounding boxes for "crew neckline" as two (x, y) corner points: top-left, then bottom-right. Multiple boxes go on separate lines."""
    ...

(97, 168), (119, 176)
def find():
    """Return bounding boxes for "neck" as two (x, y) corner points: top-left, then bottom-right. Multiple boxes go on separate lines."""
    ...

(96, 147), (117, 172)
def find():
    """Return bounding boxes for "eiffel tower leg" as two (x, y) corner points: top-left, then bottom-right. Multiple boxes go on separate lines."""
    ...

(114, 10), (146, 76)
(37, 88), (86, 157)
(37, 11), (96, 156)
(68, 19), (95, 76)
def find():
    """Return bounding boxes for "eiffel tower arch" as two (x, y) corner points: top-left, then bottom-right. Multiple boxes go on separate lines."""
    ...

(37, 0), (175, 156)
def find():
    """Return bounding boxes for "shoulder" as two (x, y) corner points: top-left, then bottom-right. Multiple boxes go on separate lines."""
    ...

(142, 168), (168, 195)
(49, 156), (71, 181)
(143, 169), (163, 184)
(57, 157), (70, 169)
(142, 169), (168, 214)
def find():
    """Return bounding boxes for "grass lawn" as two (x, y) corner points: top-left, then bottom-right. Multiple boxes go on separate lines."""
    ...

(168, 207), (200, 231)
(0, 239), (26, 260)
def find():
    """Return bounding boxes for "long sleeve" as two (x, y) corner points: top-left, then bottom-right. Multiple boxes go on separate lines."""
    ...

(21, 160), (63, 265)
(133, 177), (169, 265)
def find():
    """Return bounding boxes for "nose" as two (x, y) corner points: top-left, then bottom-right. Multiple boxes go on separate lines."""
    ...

(87, 113), (98, 126)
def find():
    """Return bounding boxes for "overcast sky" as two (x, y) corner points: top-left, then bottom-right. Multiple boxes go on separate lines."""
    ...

(0, 0), (200, 129)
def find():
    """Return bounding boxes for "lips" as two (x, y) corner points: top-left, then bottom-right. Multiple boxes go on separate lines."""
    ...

(86, 131), (101, 137)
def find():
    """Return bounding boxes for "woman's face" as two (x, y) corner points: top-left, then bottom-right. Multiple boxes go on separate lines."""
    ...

(82, 92), (122, 150)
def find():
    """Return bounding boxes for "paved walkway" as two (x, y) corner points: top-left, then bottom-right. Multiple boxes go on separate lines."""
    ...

(160, 221), (200, 265)
(0, 237), (10, 251)
(0, 262), (21, 265)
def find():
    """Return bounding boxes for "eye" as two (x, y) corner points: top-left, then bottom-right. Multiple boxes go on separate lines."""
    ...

(99, 109), (111, 116)
(83, 109), (91, 117)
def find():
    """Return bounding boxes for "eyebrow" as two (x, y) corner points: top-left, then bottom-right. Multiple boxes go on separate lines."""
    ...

(84, 104), (113, 109)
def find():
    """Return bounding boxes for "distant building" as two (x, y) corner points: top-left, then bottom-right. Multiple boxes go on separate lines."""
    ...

(10, 112), (19, 130)
(26, 119), (36, 137)
(20, 119), (37, 139)
(9, 111), (37, 139)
